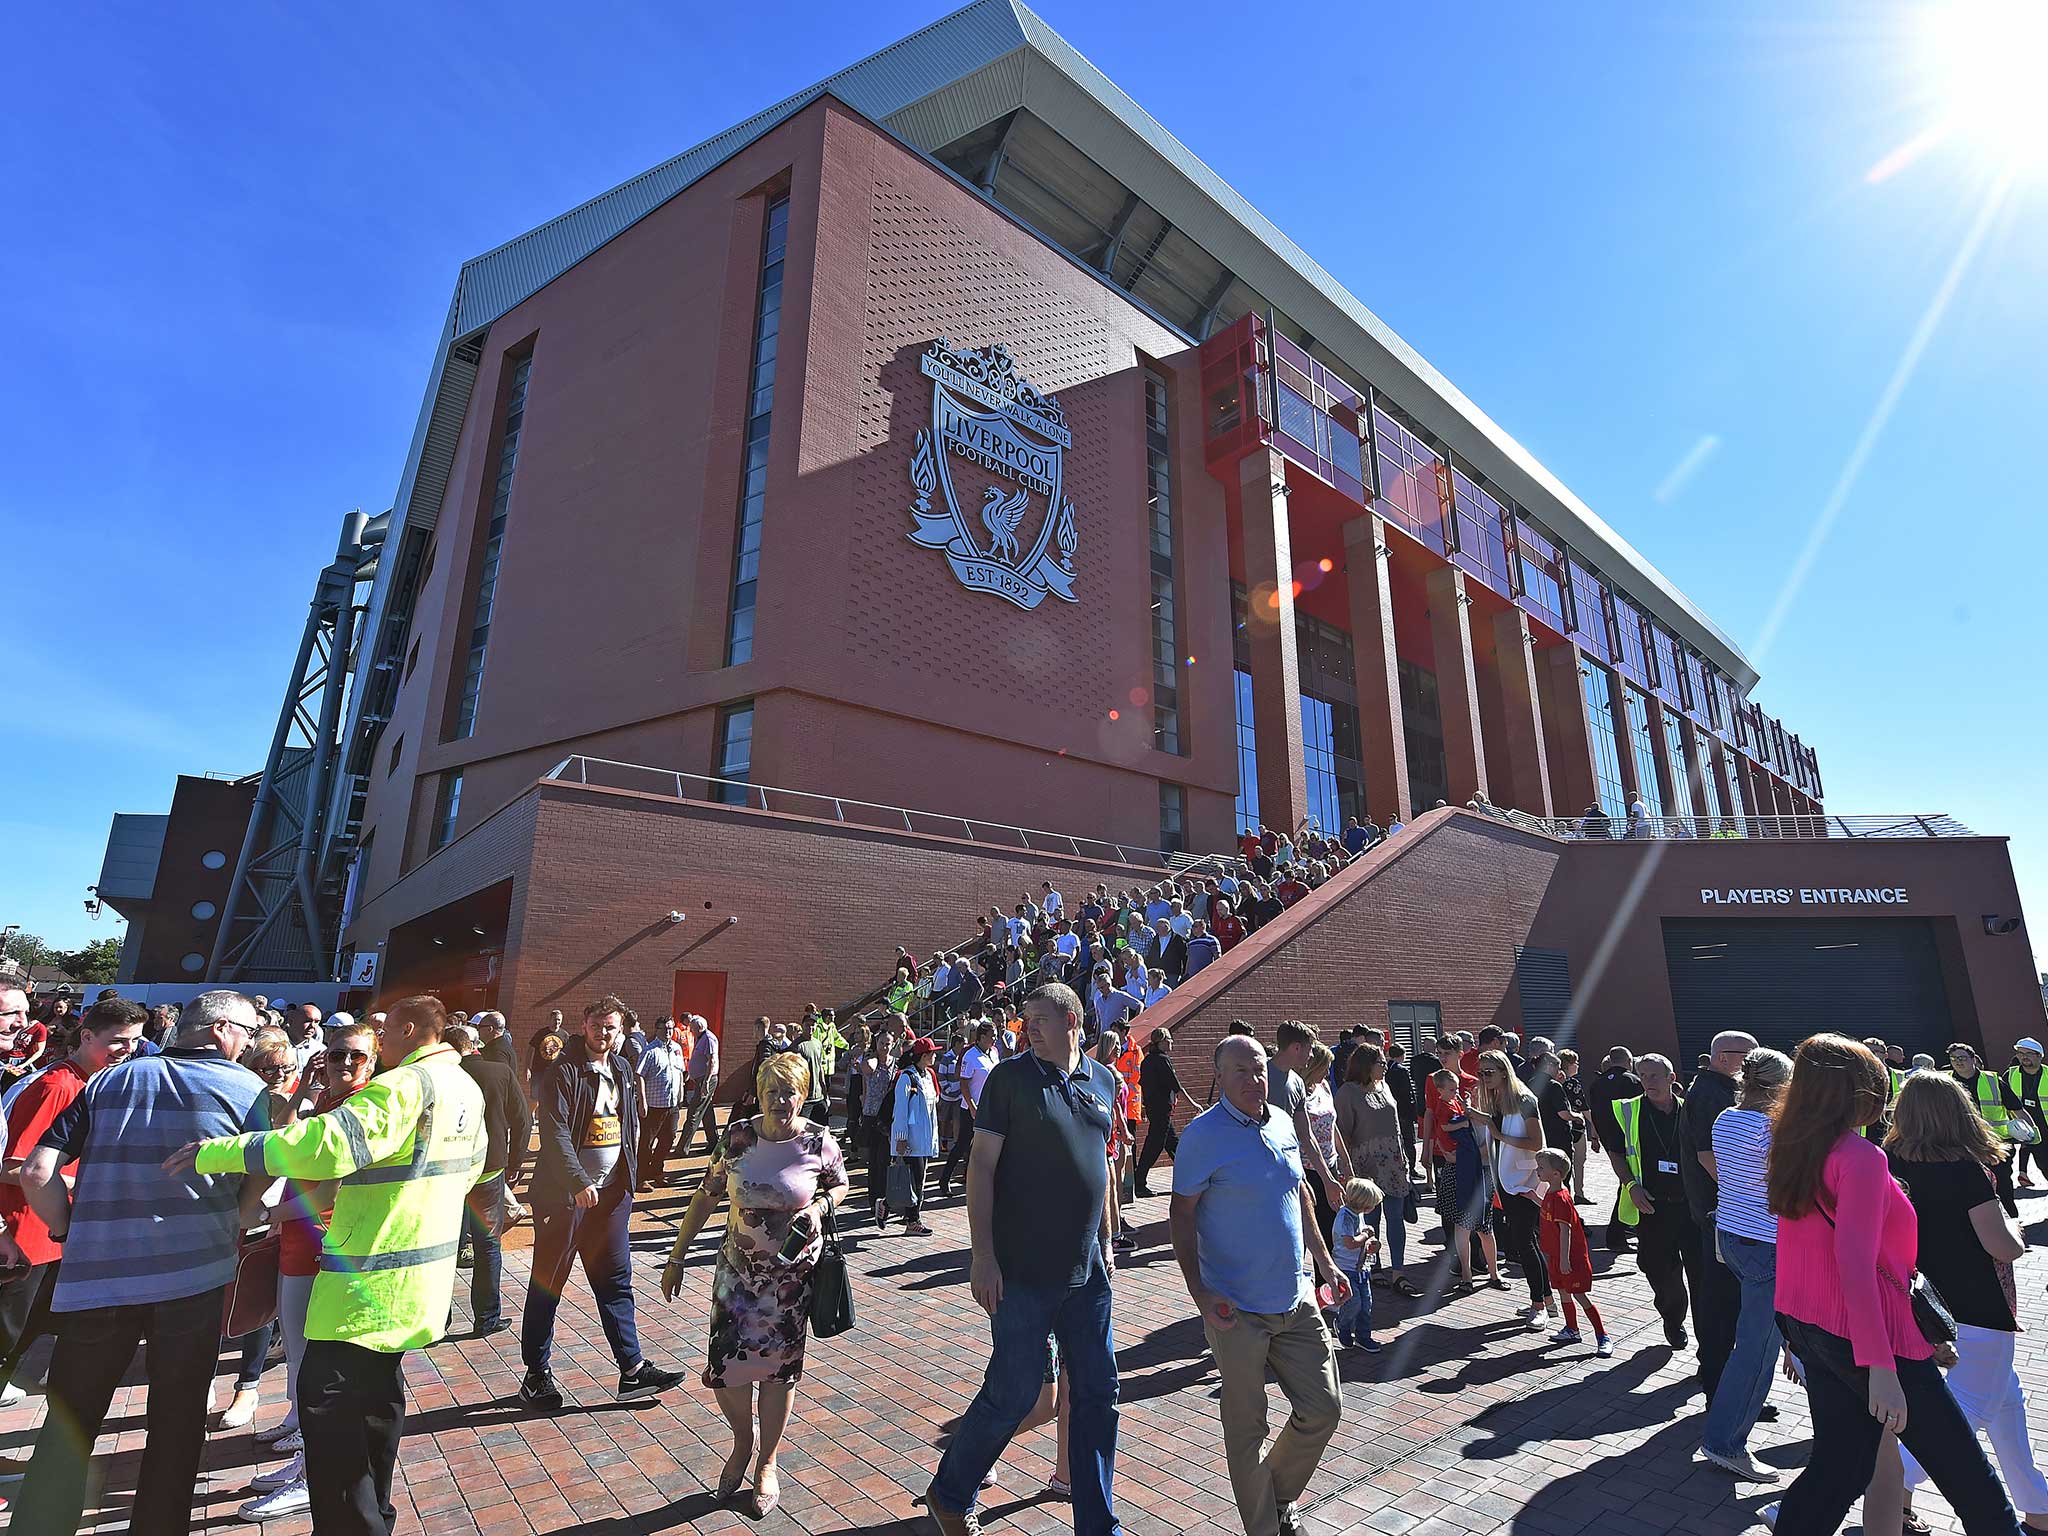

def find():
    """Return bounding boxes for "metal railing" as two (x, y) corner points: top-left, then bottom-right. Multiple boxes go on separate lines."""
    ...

(545, 755), (1209, 869)
(1540, 812), (1973, 842)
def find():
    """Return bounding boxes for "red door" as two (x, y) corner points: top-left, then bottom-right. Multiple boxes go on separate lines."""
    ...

(672, 970), (730, 1049)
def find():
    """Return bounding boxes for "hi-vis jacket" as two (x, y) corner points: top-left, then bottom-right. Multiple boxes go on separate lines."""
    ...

(195, 1042), (485, 1353)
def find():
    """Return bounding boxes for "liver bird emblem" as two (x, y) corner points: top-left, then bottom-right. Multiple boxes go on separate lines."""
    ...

(982, 485), (1028, 563)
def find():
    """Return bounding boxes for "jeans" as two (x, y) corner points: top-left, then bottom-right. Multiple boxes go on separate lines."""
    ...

(1700, 1233), (1780, 1458)
(1901, 1323), (2048, 1513)
(521, 1179), (642, 1376)
(279, 1272), (316, 1430)
(16, 1284), (225, 1536)
(930, 1263), (1119, 1535)
(897, 1156), (930, 1222)
(463, 1171), (507, 1329)
(1368, 1199), (1406, 1271)
(1205, 1298), (1342, 1536)
(233, 1318), (275, 1390)
(1776, 1314), (2020, 1535)
(300, 1337), (406, 1536)
(1333, 1268), (1373, 1341)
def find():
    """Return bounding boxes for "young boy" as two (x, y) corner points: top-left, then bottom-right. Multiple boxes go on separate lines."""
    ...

(1332, 1178), (1384, 1353)
(1534, 1148), (1611, 1356)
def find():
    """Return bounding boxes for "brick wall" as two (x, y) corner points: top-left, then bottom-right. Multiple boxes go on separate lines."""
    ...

(1129, 809), (1562, 1120)
(508, 779), (1194, 1044)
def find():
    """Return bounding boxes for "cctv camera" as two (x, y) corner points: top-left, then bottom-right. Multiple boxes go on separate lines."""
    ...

(667, 910), (687, 925)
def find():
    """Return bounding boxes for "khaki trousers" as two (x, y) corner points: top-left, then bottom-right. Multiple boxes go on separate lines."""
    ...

(1204, 1298), (1343, 1536)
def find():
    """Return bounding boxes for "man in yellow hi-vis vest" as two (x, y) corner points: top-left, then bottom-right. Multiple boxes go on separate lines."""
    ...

(1602, 1054), (1706, 1360)
(2006, 1037), (2048, 1187)
(1947, 1041), (2020, 1217)
(169, 994), (486, 1536)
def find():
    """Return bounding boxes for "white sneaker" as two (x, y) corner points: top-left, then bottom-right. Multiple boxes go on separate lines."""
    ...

(238, 1475), (310, 1522)
(1550, 1327), (1582, 1345)
(1699, 1446), (1779, 1483)
(1596, 1335), (1615, 1357)
(249, 1451), (305, 1493)
(1524, 1309), (1548, 1332)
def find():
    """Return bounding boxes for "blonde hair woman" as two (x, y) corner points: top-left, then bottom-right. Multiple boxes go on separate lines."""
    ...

(662, 1051), (848, 1518)
(1887, 1072), (2046, 1532)
(1471, 1049), (1557, 1329)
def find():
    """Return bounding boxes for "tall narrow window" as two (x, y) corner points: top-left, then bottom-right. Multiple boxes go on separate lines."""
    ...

(1398, 660), (1449, 813)
(1233, 669), (1260, 835)
(713, 702), (754, 806)
(1663, 713), (1693, 818)
(1623, 683), (1665, 816)
(454, 356), (533, 737)
(726, 194), (790, 666)
(1700, 743), (1727, 822)
(1159, 783), (1186, 853)
(1582, 665), (1627, 820)
(1145, 371), (1182, 752)
(1723, 747), (1749, 817)
(431, 771), (464, 852)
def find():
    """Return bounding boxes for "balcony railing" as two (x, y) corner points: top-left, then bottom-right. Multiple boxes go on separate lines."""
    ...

(1541, 812), (1973, 842)
(543, 755), (1229, 870)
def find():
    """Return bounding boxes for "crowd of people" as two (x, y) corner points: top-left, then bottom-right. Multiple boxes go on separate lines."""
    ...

(1, 952), (2045, 1536)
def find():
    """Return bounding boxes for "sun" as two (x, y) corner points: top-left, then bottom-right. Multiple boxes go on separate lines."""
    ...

(1917, 0), (2048, 175)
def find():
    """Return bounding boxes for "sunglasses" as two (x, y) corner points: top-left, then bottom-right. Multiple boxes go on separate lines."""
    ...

(326, 1047), (371, 1064)
(254, 1062), (294, 1080)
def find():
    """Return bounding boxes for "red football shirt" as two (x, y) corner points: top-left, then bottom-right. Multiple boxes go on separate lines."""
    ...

(0, 1059), (89, 1265)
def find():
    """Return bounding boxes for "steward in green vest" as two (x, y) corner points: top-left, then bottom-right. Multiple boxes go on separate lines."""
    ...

(2006, 1036), (2048, 1182)
(1856, 1066), (1907, 1139)
(1947, 1040), (2021, 1218)
(184, 996), (486, 1530)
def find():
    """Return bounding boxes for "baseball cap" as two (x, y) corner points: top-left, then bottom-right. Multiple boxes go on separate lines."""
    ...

(2018, 1038), (2044, 1055)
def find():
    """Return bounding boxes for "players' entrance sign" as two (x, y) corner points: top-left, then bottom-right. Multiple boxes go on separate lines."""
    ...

(907, 339), (1080, 611)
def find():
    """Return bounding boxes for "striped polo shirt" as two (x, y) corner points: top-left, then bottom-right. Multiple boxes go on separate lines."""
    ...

(40, 1047), (268, 1312)
(1710, 1106), (1778, 1243)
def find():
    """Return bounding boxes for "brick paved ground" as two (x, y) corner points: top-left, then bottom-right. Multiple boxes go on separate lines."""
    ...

(5, 1144), (2047, 1533)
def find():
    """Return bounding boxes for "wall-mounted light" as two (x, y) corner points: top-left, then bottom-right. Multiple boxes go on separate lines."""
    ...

(667, 911), (688, 926)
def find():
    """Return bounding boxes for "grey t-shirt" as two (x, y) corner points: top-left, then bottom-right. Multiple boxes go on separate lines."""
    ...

(1266, 1062), (1306, 1118)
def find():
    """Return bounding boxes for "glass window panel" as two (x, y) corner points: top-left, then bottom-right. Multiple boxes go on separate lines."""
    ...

(1582, 665), (1627, 820)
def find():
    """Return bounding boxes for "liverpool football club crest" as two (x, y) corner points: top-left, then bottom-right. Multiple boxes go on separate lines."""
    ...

(907, 339), (1079, 611)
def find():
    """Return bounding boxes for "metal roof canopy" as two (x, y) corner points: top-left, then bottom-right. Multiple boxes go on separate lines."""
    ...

(355, 0), (1760, 719)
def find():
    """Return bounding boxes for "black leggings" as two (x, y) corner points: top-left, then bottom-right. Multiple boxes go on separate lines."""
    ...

(2017, 1140), (2048, 1181)
(1499, 1191), (1552, 1306)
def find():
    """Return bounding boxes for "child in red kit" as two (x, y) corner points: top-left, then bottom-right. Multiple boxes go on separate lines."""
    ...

(1535, 1148), (1611, 1356)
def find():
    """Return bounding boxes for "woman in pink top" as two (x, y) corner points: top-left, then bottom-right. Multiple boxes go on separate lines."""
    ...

(1768, 1035), (2020, 1534)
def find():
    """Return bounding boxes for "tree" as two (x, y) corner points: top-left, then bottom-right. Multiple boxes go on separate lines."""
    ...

(52, 937), (122, 986)
(0, 930), (54, 973)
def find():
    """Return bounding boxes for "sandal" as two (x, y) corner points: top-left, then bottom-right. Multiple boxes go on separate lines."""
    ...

(1393, 1276), (1426, 1299)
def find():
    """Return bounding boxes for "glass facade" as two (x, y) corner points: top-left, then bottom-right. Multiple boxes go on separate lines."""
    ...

(1397, 660), (1449, 813)
(714, 702), (754, 806)
(1700, 739), (1727, 821)
(1583, 664), (1627, 819)
(1232, 668), (1259, 835)
(1145, 370), (1182, 753)
(1623, 683), (1664, 816)
(725, 194), (789, 666)
(453, 355), (532, 738)
(1723, 746), (1748, 817)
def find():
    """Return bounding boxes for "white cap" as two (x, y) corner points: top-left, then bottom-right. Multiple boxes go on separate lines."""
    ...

(323, 1011), (356, 1031)
(2017, 1038), (2043, 1055)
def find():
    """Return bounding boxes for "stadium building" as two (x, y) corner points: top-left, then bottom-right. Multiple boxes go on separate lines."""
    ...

(112, 0), (2038, 1068)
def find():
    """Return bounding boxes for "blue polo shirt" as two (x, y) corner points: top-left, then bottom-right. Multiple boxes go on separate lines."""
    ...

(1172, 1096), (1308, 1314)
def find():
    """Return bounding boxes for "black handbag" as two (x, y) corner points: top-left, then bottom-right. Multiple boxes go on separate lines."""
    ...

(1819, 1198), (1957, 1347)
(808, 1207), (855, 1339)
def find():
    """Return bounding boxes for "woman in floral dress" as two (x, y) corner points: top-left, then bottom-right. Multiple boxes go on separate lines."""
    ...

(663, 1049), (847, 1518)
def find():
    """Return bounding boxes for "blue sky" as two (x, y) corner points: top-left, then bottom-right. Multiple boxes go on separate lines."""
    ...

(2, 2), (2042, 974)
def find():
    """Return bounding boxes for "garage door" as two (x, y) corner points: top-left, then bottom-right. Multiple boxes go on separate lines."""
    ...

(1662, 916), (1952, 1067)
